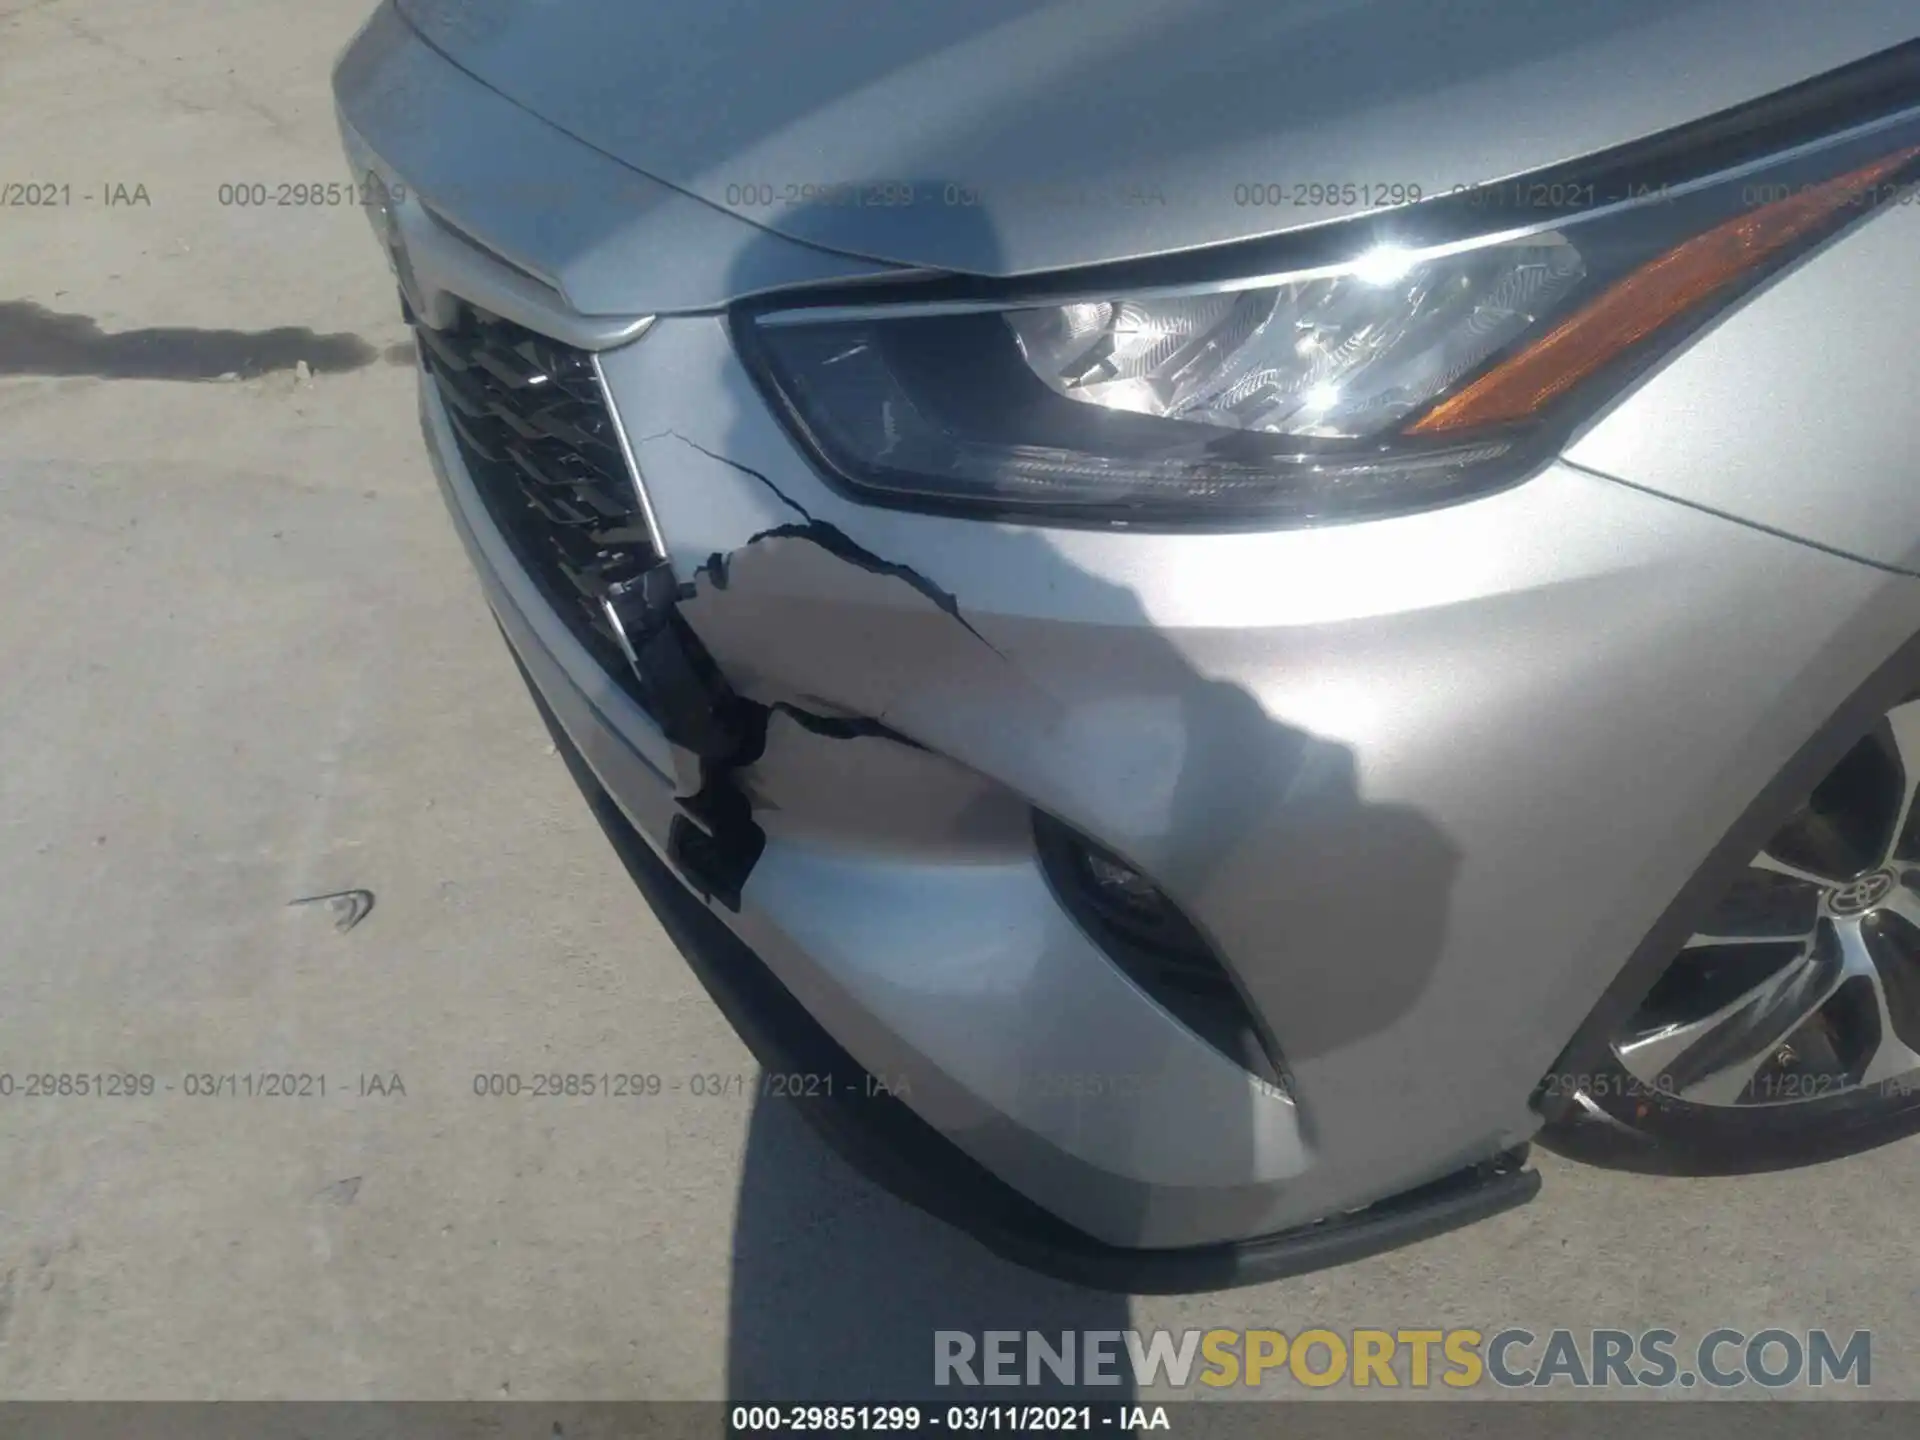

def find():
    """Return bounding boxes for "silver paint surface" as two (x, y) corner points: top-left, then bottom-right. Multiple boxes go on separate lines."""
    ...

(340, 7), (1920, 1248)
(596, 316), (1920, 1243)
(390, 0), (1918, 276)
(333, 4), (912, 315)
(1565, 201), (1920, 576)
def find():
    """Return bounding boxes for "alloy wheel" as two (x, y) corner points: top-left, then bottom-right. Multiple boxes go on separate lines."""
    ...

(1612, 696), (1920, 1110)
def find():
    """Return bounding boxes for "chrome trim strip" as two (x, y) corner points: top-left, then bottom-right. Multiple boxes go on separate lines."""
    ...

(591, 352), (669, 561)
(754, 102), (1920, 325)
(394, 192), (655, 351)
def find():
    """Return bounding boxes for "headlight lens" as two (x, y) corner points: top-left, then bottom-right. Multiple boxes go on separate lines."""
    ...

(1002, 240), (1586, 441)
(738, 123), (1920, 528)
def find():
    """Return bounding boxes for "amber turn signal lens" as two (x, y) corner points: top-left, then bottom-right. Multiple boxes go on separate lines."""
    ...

(1407, 149), (1920, 435)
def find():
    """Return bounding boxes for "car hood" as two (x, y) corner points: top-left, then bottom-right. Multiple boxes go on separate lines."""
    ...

(395, 0), (1917, 278)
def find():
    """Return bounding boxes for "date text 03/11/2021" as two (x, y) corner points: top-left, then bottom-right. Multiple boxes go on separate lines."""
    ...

(467, 1071), (911, 1099)
(0, 1072), (405, 1097)
(730, 1406), (1171, 1432)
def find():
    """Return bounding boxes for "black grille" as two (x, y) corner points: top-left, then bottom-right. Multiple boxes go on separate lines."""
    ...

(415, 300), (661, 685)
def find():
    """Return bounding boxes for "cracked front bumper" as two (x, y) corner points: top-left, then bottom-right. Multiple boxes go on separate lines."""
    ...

(418, 354), (1550, 1286)
(421, 372), (1322, 1250)
(350, 0), (1920, 1276)
(418, 296), (1920, 1263)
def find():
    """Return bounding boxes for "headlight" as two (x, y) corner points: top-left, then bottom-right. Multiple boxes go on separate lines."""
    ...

(736, 110), (1920, 528)
(1001, 239), (1585, 442)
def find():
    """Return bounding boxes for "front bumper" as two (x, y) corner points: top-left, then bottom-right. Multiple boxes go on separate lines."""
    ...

(501, 598), (1540, 1292)
(400, 260), (1548, 1283)
(347, 0), (1920, 1278)
(413, 313), (1920, 1263)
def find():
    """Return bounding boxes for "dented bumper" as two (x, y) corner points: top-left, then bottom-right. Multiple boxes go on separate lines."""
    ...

(419, 348), (1551, 1280)
(421, 372), (1321, 1250)
(350, 0), (1920, 1277)
(510, 621), (1541, 1293)
(421, 291), (1920, 1263)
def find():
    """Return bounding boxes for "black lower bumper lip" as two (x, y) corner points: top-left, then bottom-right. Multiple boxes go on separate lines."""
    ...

(512, 638), (1540, 1295)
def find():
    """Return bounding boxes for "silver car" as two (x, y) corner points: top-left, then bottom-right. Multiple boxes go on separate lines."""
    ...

(333, 1), (1920, 1290)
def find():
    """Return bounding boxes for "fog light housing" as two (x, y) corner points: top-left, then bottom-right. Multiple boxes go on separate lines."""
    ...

(1033, 811), (1289, 1089)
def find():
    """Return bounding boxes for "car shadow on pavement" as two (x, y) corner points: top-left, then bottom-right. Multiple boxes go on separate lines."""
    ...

(726, 1095), (1136, 1403)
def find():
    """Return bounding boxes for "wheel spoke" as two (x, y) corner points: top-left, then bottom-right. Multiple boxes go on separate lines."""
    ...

(1617, 938), (1844, 1105)
(1615, 1005), (1765, 1103)
(1838, 917), (1920, 1088)
(1750, 850), (1849, 888)
(1866, 906), (1920, 1070)
(1684, 865), (1820, 948)
(1875, 884), (1920, 934)
(1880, 701), (1920, 864)
(1681, 929), (1816, 951)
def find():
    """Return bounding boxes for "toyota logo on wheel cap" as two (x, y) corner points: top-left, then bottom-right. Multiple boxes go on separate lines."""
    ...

(1829, 870), (1895, 915)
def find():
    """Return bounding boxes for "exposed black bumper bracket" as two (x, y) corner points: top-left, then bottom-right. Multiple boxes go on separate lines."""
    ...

(602, 564), (743, 760)
(600, 561), (772, 911)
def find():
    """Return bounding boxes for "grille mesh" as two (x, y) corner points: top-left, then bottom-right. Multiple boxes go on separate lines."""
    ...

(415, 300), (661, 682)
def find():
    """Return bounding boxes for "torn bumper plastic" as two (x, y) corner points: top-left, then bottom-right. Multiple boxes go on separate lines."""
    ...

(416, 331), (1539, 1280)
(417, 372), (1336, 1254)
(357, 0), (1920, 1280)
(519, 634), (1540, 1293)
